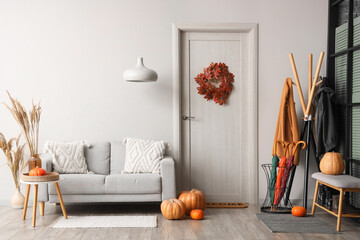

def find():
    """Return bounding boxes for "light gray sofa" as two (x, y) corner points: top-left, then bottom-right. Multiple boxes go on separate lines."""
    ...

(37, 141), (176, 203)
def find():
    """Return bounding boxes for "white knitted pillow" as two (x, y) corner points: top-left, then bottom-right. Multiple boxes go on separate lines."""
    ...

(43, 140), (90, 174)
(122, 138), (168, 174)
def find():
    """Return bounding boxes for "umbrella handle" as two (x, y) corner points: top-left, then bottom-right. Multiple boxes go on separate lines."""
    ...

(273, 140), (285, 156)
(284, 142), (294, 157)
(292, 140), (307, 155)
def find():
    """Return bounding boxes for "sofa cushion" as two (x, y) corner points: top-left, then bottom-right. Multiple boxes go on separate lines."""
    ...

(85, 142), (110, 175)
(43, 140), (90, 174)
(105, 174), (161, 194)
(110, 141), (126, 174)
(122, 138), (168, 174)
(49, 174), (105, 195)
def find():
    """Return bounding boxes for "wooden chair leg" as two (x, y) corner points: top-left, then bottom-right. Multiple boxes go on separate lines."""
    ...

(54, 182), (67, 219)
(32, 184), (38, 227)
(22, 184), (31, 220)
(311, 180), (319, 215)
(337, 188), (344, 232)
(39, 201), (45, 216)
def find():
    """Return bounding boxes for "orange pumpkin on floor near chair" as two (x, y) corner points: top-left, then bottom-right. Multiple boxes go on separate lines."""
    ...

(291, 206), (306, 217)
(178, 189), (206, 214)
(190, 209), (204, 220)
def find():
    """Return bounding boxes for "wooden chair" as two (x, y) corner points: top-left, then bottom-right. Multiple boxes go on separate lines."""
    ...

(311, 172), (360, 231)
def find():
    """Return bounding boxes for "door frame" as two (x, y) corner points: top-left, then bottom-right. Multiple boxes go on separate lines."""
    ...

(172, 23), (259, 203)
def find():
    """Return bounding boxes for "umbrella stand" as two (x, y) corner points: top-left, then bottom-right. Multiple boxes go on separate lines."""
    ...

(260, 163), (295, 214)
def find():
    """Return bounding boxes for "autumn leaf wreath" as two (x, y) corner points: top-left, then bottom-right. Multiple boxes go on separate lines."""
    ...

(194, 62), (234, 105)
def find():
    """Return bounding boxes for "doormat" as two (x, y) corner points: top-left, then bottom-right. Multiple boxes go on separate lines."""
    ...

(206, 202), (248, 208)
(52, 215), (157, 228)
(256, 214), (339, 234)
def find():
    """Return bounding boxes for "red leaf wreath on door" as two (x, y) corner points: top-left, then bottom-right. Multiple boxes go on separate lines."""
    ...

(194, 62), (234, 105)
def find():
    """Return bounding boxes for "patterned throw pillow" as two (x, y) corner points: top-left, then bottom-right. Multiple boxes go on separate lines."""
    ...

(121, 138), (168, 174)
(43, 140), (90, 174)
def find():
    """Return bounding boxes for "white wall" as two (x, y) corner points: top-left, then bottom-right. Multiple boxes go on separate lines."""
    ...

(0, 0), (328, 204)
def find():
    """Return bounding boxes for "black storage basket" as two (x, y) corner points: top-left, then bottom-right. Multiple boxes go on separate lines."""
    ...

(261, 163), (295, 214)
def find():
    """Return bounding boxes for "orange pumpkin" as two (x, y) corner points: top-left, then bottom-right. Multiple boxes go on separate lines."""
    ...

(190, 209), (204, 220)
(291, 206), (306, 217)
(178, 189), (206, 214)
(320, 152), (344, 175)
(29, 166), (46, 176)
(161, 199), (186, 220)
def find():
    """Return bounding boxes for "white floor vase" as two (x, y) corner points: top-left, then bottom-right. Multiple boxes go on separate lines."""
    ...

(52, 215), (157, 228)
(11, 189), (24, 209)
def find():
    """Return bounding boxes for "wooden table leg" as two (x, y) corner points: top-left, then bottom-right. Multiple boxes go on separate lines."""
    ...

(32, 184), (38, 227)
(39, 202), (45, 216)
(337, 188), (344, 232)
(22, 184), (31, 220)
(311, 180), (319, 215)
(54, 182), (67, 219)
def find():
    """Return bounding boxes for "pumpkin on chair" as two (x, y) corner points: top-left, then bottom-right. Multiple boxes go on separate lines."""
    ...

(178, 189), (206, 214)
(320, 152), (344, 175)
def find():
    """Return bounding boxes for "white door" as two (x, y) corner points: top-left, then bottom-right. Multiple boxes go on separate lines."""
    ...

(181, 31), (256, 202)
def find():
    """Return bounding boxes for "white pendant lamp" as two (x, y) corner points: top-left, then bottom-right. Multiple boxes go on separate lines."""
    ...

(123, 57), (158, 82)
(123, 0), (158, 82)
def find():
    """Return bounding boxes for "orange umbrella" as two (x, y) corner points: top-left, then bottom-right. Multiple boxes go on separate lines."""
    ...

(273, 143), (291, 207)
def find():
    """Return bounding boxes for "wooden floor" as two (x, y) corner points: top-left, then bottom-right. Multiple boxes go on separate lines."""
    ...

(0, 203), (359, 240)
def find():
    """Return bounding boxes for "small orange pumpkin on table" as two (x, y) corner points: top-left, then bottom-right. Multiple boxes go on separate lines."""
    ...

(29, 166), (46, 176)
(190, 209), (204, 220)
(178, 189), (206, 214)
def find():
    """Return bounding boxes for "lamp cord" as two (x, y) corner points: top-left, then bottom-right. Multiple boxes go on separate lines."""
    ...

(138, 0), (142, 58)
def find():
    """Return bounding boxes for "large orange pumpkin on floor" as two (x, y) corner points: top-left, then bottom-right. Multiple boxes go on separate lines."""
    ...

(190, 209), (204, 220)
(161, 199), (186, 220)
(178, 189), (206, 214)
(291, 206), (306, 217)
(320, 152), (344, 175)
(29, 166), (46, 176)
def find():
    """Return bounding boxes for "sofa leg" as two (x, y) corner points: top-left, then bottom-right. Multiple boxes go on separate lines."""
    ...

(54, 203), (58, 206)
(39, 201), (45, 216)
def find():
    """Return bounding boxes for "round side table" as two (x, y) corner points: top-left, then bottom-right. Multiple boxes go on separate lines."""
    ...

(20, 177), (67, 227)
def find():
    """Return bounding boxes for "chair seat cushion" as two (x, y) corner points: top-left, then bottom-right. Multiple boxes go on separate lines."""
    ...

(312, 172), (360, 188)
(105, 174), (161, 194)
(49, 174), (105, 195)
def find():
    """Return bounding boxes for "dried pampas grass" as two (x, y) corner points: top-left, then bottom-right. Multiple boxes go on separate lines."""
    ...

(0, 133), (27, 190)
(4, 91), (41, 156)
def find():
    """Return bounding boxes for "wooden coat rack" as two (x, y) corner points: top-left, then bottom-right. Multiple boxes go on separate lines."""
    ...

(284, 52), (324, 209)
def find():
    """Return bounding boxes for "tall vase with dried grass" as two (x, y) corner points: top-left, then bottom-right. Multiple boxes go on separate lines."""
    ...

(0, 133), (27, 208)
(5, 91), (42, 172)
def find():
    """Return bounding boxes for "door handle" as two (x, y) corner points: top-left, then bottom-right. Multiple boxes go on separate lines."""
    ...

(182, 115), (195, 120)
